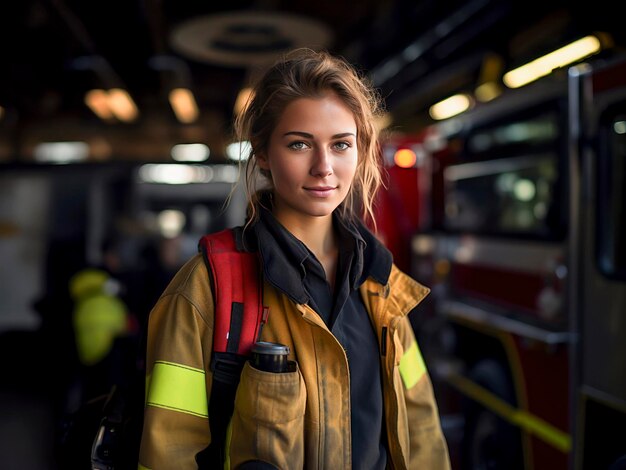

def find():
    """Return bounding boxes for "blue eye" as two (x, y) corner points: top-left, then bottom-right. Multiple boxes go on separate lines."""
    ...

(334, 141), (351, 151)
(288, 141), (308, 150)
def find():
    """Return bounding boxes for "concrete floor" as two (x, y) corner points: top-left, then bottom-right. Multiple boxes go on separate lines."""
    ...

(0, 325), (145, 470)
(0, 329), (89, 470)
(0, 390), (57, 470)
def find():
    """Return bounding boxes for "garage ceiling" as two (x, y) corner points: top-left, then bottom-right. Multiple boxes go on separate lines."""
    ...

(1, 0), (624, 163)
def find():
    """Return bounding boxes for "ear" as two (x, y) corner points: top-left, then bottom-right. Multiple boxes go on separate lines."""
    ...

(256, 151), (270, 170)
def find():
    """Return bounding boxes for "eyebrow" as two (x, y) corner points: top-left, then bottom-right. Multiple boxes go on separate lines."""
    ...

(283, 131), (356, 139)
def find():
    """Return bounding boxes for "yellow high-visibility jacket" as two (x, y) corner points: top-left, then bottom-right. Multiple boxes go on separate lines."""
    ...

(139, 253), (450, 470)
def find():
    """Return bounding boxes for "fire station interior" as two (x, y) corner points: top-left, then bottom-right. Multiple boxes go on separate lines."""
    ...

(1, 1), (626, 469)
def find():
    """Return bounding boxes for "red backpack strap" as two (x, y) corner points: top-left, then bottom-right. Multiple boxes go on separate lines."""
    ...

(198, 228), (267, 356)
(196, 228), (268, 467)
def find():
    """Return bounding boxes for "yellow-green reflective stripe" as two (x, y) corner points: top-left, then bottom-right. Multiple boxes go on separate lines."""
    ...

(146, 360), (208, 418)
(138, 464), (150, 470)
(447, 372), (571, 453)
(399, 341), (426, 389)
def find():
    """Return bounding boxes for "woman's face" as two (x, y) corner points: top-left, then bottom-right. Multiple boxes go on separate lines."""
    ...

(257, 92), (358, 226)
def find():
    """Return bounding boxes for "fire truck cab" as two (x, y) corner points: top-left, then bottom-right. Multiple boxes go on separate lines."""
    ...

(406, 55), (626, 469)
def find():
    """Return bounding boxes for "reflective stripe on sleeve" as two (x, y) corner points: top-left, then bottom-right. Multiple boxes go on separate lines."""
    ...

(145, 360), (208, 418)
(398, 340), (426, 389)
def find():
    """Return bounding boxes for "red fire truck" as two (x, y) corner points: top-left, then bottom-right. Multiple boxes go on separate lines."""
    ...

(382, 54), (626, 469)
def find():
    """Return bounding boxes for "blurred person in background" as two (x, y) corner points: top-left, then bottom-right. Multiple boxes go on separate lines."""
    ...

(56, 236), (143, 469)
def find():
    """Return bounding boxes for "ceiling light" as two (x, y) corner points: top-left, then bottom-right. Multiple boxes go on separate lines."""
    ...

(85, 88), (139, 122)
(171, 143), (210, 162)
(503, 35), (603, 88)
(234, 87), (254, 117)
(226, 141), (252, 161)
(34, 141), (89, 164)
(475, 53), (503, 102)
(157, 209), (186, 238)
(107, 88), (139, 122)
(475, 82), (501, 102)
(429, 93), (472, 120)
(139, 164), (211, 184)
(169, 88), (199, 123)
(138, 164), (238, 184)
(85, 89), (114, 120)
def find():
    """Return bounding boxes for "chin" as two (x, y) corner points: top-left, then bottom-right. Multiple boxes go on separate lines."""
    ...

(300, 206), (337, 218)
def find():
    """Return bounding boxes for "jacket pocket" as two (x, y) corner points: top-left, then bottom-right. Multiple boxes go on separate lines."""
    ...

(229, 361), (306, 469)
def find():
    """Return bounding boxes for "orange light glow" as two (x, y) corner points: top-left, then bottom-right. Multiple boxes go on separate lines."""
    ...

(107, 88), (139, 122)
(85, 89), (114, 120)
(234, 87), (254, 116)
(169, 88), (199, 123)
(394, 148), (417, 168)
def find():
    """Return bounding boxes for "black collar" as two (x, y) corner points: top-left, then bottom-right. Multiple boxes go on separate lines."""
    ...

(243, 204), (392, 304)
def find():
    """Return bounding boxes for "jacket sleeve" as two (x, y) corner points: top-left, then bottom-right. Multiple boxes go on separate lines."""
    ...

(138, 256), (215, 470)
(397, 317), (451, 470)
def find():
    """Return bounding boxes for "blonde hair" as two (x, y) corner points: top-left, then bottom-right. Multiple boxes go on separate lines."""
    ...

(234, 48), (384, 228)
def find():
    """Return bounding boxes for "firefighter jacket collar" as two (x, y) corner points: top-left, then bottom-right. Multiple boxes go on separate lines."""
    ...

(247, 204), (393, 306)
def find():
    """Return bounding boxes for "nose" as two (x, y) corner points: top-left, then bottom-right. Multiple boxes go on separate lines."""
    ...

(311, 147), (333, 177)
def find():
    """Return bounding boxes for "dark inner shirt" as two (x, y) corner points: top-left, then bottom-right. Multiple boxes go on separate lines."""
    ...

(252, 207), (392, 470)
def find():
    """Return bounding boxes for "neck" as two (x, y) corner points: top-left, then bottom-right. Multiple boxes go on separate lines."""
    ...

(276, 213), (336, 258)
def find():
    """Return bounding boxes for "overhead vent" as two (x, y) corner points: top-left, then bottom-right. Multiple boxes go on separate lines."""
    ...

(169, 11), (334, 67)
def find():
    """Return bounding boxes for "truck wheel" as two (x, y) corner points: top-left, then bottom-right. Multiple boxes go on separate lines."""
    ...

(461, 359), (524, 470)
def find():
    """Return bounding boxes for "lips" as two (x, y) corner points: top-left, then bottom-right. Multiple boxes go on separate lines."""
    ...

(304, 186), (336, 197)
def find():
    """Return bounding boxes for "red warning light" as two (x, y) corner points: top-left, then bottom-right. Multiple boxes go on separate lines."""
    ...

(393, 148), (416, 168)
